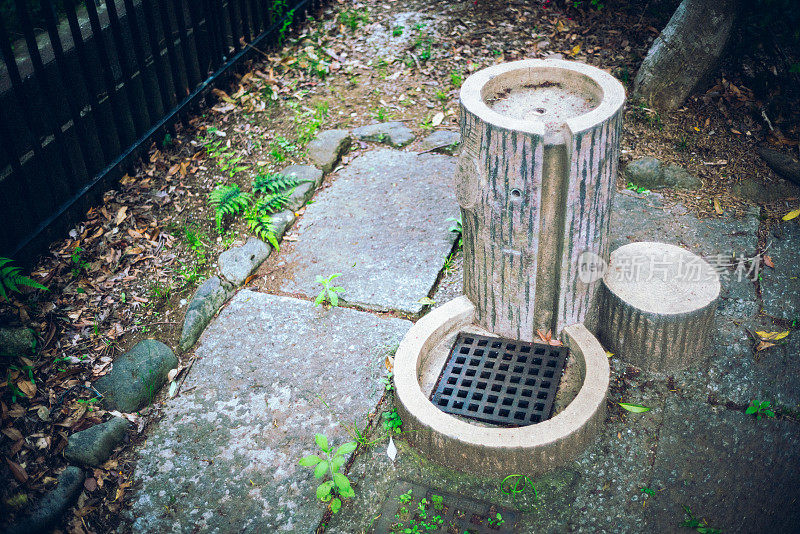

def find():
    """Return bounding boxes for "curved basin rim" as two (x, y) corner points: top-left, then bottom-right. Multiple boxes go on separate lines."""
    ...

(394, 296), (610, 449)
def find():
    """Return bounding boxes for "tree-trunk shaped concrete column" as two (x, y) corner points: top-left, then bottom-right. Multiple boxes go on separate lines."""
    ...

(456, 59), (625, 340)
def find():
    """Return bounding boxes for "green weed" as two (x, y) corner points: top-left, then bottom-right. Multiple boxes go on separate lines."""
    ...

(450, 69), (463, 88)
(209, 184), (251, 233)
(298, 434), (357, 514)
(382, 410), (402, 434)
(746, 399), (776, 420)
(71, 247), (89, 277)
(314, 273), (344, 307)
(681, 506), (722, 534)
(339, 8), (369, 31)
(626, 182), (651, 195)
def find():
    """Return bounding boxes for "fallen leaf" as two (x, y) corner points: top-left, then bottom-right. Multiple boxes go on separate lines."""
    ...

(115, 206), (128, 226)
(167, 368), (179, 383)
(5, 458), (28, 483)
(618, 402), (651, 413)
(756, 340), (776, 352)
(782, 208), (800, 221)
(605, 351), (614, 358)
(1, 427), (23, 441)
(713, 198), (723, 215)
(431, 112), (444, 127)
(568, 43), (581, 56)
(417, 296), (436, 305)
(763, 255), (775, 268)
(84, 477), (97, 492)
(755, 330), (789, 341)
(16, 380), (36, 398)
(387, 437), (397, 461)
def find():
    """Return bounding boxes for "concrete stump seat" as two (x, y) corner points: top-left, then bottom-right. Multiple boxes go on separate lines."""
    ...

(599, 241), (721, 372)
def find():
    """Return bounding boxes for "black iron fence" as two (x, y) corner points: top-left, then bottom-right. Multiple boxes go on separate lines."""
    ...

(0, 0), (316, 262)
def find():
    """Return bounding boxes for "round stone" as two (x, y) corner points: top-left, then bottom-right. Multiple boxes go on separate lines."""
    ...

(603, 241), (720, 315)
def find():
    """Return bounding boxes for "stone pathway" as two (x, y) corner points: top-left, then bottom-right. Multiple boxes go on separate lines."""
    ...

(125, 291), (410, 533)
(125, 145), (800, 533)
(273, 148), (459, 315)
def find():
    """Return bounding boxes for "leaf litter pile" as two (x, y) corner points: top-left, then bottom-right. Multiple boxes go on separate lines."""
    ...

(1, 0), (799, 531)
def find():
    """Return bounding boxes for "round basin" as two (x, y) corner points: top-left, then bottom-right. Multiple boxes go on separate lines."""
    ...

(394, 296), (610, 477)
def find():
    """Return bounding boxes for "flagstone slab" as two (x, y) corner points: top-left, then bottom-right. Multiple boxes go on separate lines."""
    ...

(645, 396), (800, 532)
(125, 290), (411, 533)
(760, 222), (800, 320)
(273, 148), (459, 315)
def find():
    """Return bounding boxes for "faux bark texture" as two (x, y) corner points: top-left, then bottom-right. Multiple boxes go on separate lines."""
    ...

(599, 284), (718, 373)
(457, 104), (545, 341)
(633, 0), (737, 112)
(456, 73), (622, 340)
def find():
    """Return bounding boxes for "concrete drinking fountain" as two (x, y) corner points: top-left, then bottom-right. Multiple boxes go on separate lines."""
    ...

(394, 59), (625, 476)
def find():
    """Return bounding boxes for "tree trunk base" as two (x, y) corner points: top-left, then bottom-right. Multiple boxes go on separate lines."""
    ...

(598, 242), (720, 372)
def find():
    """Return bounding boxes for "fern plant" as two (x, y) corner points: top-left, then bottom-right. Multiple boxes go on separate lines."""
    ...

(245, 204), (280, 250)
(209, 184), (251, 233)
(252, 172), (308, 195)
(1, 257), (48, 301)
(258, 190), (292, 214)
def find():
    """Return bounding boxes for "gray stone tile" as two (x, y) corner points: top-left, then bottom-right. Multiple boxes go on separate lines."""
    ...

(645, 396), (800, 533)
(274, 148), (459, 315)
(126, 291), (411, 533)
(761, 223), (800, 321)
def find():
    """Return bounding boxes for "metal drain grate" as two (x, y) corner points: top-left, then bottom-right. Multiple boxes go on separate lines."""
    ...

(431, 333), (568, 426)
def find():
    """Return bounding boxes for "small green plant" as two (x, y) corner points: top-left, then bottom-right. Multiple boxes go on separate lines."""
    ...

(314, 273), (344, 307)
(488, 512), (505, 527)
(435, 89), (448, 103)
(626, 182), (651, 195)
(148, 280), (172, 304)
(382, 409), (403, 434)
(71, 247), (89, 277)
(5, 377), (25, 403)
(681, 506), (722, 534)
(641, 487), (656, 497)
(446, 216), (462, 234)
(0, 258), (47, 301)
(380, 371), (394, 392)
(299, 434), (357, 514)
(373, 107), (391, 122)
(430, 494), (443, 511)
(339, 7), (369, 31)
(244, 204), (280, 250)
(277, 7), (295, 45)
(392, 25), (404, 36)
(161, 133), (173, 148)
(77, 396), (100, 411)
(746, 399), (776, 420)
(417, 498), (429, 519)
(293, 101), (329, 144)
(398, 489), (413, 505)
(450, 69), (463, 88)
(209, 184), (251, 233)
(631, 102), (663, 130)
